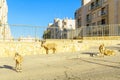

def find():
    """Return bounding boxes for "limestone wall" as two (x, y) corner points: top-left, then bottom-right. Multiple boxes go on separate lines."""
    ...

(0, 39), (119, 57)
(0, 40), (83, 57)
(83, 36), (120, 40)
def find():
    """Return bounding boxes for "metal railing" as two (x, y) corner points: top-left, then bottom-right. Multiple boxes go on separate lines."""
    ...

(0, 24), (120, 41)
(82, 24), (120, 37)
(45, 24), (120, 39)
(0, 24), (47, 41)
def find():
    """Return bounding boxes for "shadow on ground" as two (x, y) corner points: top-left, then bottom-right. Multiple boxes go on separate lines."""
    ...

(91, 58), (120, 64)
(118, 50), (120, 52)
(81, 52), (98, 57)
(79, 58), (120, 69)
(0, 65), (16, 72)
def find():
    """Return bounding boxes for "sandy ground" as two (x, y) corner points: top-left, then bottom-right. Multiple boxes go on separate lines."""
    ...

(0, 43), (120, 80)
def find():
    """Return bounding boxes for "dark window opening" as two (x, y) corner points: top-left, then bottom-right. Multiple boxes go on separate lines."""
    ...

(91, 2), (95, 9)
(86, 14), (91, 22)
(96, 0), (101, 7)
(101, 7), (106, 15)
(101, 19), (106, 25)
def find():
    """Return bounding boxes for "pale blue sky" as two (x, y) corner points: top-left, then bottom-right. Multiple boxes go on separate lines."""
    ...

(7, 0), (81, 38)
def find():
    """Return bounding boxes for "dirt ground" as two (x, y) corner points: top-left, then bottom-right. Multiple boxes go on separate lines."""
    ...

(0, 42), (120, 80)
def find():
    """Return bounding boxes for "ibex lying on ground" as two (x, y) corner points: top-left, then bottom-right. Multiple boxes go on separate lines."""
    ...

(99, 44), (115, 56)
(41, 40), (57, 54)
(104, 49), (115, 56)
(14, 52), (23, 72)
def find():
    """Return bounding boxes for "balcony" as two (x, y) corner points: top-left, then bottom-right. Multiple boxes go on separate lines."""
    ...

(91, 2), (95, 10)
(90, 0), (102, 10)
(96, 3), (102, 7)
(101, 7), (107, 16)
(101, 11), (107, 15)
(86, 14), (92, 23)
(87, 19), (91, 22)
(96, 0), (102, 7)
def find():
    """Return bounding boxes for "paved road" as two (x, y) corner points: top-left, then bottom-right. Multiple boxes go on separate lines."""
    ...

(0, 51), (120, 80)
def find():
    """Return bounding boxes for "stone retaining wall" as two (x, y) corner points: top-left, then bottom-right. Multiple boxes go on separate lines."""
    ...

(0, 40), (83, 57)
(83, 36), (120, 40)
(0, 39), (119, 57)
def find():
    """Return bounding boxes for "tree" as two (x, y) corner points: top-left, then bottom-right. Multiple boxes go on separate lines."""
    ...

(42, 30), (51, 39)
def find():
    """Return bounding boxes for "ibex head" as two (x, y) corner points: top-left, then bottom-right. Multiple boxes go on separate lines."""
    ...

(41, 40), (46, 47)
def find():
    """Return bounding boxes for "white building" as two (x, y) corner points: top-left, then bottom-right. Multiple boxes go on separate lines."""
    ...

(46, 18), (75, 39)
(62, 18), (75, 30)
(0, 0), (12, 40)
(82, 0), (91, 5)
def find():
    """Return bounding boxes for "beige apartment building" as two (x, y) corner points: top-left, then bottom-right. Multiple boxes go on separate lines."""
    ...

(44, 18), (76, 39)
(75, 0), (120, 37)
(0, 0), (12, 40)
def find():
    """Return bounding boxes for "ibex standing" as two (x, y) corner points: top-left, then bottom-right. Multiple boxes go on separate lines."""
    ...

(41, 41), (57, 54)
(14, 52), (23, 72)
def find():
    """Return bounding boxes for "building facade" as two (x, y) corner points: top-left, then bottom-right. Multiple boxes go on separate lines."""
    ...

(0, 0), (12, 40)
(44, 18), (76, 39)
(75, 0), (120, 37)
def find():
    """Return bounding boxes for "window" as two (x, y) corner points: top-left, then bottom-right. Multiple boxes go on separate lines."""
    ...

(97, 21), (101, 25)
(92, 13), (96, 19)
(101, 19), (106, 25)
(98, 10), (101, 16)
(91, 2), (95, 9)
(96, 0), (101, 7)
(86, 24), (89, 26)
(88, 5), (91, 10)
(92, 22), (96, 26)
(103, 0), (107, 3)
(63, 22), (67, 25)
(101, 7), (106, 15)
(77, 19), (81, 27)
(86, 14), (91, 22)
